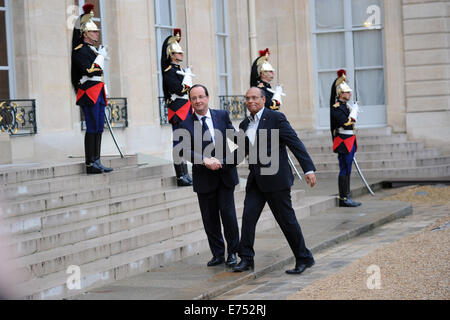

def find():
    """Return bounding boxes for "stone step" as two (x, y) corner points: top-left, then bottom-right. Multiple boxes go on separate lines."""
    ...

(237, 155), (450, 175)
(309, 156), (450, 171)
(294, 126), (392, 139)
(309, 148), (440, 162)
(15, 195), (334, 300)
(2, 175), (177, 217)
(314, 163), (450, 179)
(1, 179), (203, 235)
(0, 156), (138, 185)
(0, 163), (174, 200)
(416, 155), (450, 167)
(305, 141), (425, 154)
(301, 133), (408, 147)
(5, 187), (305, 258)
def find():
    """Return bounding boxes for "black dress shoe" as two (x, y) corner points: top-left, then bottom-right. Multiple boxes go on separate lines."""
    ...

(225, 253), (237, 267)
(285, 260), (315, 275)
(207, 256), (225, 267)
(232, 259), (254, 272)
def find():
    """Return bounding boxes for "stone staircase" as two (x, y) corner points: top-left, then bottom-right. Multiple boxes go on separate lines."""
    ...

(238, 126), (450, 180)
(0, 155), (335, 300)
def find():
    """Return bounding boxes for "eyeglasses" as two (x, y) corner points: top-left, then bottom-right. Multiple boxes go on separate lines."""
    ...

(190, 95), (207, 102)
(245, 96), (263, 102)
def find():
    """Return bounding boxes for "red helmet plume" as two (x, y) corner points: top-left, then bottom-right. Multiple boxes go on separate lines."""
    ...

(337, 69), (346, 77)
(173, 28), (182, 40)
(259, 48), (270, 57)
(83, 3), (95, 14)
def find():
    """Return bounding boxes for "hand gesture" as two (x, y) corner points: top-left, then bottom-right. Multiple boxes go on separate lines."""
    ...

(177, 67), (196, 88)
(349, 101), (360, 121)
(272, 85), (286, 106)
(203, 157), (222, 171)
(96, 45), (110, 60)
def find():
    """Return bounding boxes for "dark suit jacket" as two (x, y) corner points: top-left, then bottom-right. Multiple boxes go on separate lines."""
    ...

(239, 108), (316, 193)
(176, 108), (239, 194)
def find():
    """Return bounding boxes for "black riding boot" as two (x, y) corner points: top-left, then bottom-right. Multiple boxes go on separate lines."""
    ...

(346, 175), (361, 207)
(338, 175), (359, 207)
(174, 163), (192, 187)
(85, 133), (103, 174)
(182, 162), (193, 183)
(94, 133), (113, 173)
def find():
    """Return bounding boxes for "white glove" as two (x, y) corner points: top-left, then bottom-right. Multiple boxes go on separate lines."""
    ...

(179, 67), (196, 88)
(97, 45), (110, 60)
(349, 101), (360, 121)
(91, 45), (109, 70)
(272, 85), (286, 106)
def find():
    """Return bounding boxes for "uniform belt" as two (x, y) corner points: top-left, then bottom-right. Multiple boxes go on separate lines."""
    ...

(338, 128), (355, 135)
(80, 76), (103, 84)
(171, 94), (188, 101)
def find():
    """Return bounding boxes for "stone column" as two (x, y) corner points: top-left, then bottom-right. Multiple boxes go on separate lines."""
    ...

(402, 0), (450, 153)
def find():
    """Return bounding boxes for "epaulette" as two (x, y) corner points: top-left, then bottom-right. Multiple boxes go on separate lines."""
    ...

(74, 44), (83, 51)
(164, 65), (172, 72)
(333, 102), (340, 108)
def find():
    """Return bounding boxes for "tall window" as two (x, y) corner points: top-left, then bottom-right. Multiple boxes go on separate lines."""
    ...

(311, 0), (386, 128)
(214, 0), (231, 96)
(0, 0), (14, 99)
(154, 0), (177, 98)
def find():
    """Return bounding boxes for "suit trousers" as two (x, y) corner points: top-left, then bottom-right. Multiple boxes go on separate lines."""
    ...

(239, 179), (314, 264)
(196, 180), (239, 258)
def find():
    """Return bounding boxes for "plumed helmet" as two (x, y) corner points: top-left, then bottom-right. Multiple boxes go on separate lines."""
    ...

(330, 69), (352, 107)
(250, 49), (275, 86)
(161, 29), (184, 71)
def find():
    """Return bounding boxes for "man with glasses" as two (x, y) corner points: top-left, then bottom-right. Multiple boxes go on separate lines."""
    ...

(173, 84), (240, 268)
(233, 87), (317, 275)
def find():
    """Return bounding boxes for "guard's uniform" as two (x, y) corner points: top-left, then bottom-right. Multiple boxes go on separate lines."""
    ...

(329, 69), (361, 207)
(257, 80), (281, 110)
(161, 29), (193, 186)
(163, 63), (192, 125)
(330, 100), (357, 176)
(72, 43), (107, 133)
(250, 49), (281, 111)
(71, 4), (112, 174)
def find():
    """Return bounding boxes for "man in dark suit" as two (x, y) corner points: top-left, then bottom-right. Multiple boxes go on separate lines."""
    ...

(232, 87), (317, 275)
(173, 84), (240, 267)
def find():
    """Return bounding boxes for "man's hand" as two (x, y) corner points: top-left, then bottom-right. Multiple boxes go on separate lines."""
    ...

(203, 157), (222, 171)
(304, 173), (317, 188)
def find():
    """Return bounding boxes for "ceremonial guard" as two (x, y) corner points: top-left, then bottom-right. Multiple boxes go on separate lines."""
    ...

(250, 49), (284, 111)
(330, 70), (361, 207)
(71, 4), (112, 174)
(161, 29), (194, 186)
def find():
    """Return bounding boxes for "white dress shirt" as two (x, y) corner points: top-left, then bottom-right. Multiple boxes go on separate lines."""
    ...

(195, 109), (215, 145)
